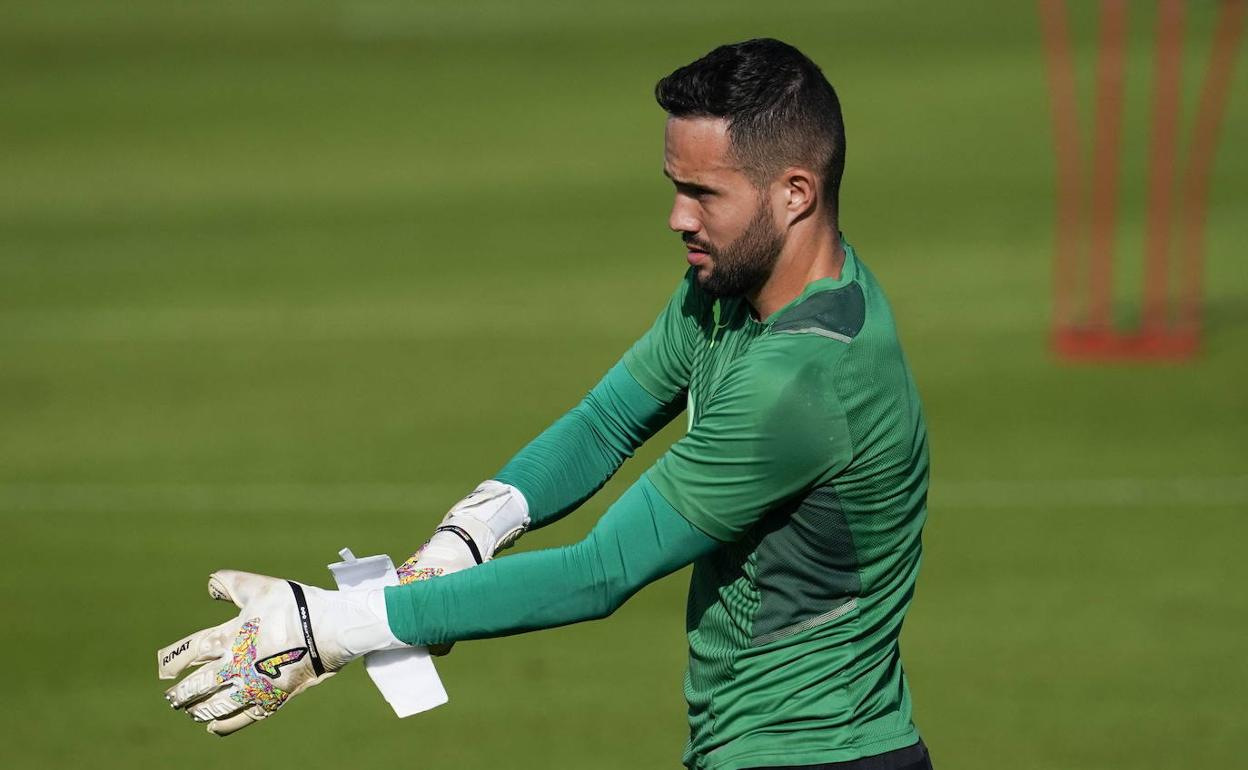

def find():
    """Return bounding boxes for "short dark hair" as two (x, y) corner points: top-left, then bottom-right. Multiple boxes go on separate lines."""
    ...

(655, 38), (846, 215)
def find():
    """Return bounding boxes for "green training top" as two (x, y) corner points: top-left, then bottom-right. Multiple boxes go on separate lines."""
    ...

(384, 237), (929, 770)
(622, 238), (929, 769)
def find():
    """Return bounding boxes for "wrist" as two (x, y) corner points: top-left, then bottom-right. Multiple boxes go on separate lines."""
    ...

(315, 586), (407, 659)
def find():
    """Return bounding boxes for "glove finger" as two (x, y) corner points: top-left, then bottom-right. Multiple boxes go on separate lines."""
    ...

(157, 618), (241, 680)
(165, 658), (229, 708)
(207, 570), (272, 608)
(186, 687), (246, 725)
(205, 706), (263, 737)
(201, 672), (333, 736)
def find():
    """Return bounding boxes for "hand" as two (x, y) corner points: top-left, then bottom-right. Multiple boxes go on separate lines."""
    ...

(395, 480), (530, 655)
(397, 480), (530, 584)
(156, 570), (402, 736)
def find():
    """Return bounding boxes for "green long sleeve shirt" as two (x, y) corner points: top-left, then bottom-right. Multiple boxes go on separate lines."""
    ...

(386, 237), (930, 770)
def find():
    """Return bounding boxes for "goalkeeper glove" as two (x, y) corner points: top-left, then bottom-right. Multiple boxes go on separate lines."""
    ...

(396, 480), (529, 584)
(156, 569), (404, 736)
(395, 480), (529, 656)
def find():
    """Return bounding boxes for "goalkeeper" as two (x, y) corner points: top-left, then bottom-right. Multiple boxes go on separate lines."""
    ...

(159, 39), (933, 770)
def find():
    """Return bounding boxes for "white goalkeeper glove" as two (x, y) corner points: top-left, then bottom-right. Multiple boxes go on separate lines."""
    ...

(395, 480), (529, 656)
(157, 569), (405, 736)
(396, 480), (529, 584)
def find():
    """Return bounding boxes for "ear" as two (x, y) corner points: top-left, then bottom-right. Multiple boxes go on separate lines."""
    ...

(776, 167), (819, 225)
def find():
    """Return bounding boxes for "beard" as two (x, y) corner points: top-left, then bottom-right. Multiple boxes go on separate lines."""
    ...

(686, 201), (783, 299)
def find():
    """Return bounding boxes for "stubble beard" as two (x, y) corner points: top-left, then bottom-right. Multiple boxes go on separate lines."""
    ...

(691, 201), (784, 300)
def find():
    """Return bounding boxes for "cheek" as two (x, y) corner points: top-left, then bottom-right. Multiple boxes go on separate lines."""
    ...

(703, 205), (749, 245)
(699, 204), (733, 242)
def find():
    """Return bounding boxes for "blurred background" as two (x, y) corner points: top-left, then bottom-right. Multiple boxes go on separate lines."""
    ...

(2, 1), (1245, 768)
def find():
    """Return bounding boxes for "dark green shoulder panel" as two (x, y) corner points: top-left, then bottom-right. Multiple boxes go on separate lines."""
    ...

(769, 282), (866, 342)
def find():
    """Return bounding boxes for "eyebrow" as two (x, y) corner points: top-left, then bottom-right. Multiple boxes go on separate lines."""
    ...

(662, 167), (716, 194)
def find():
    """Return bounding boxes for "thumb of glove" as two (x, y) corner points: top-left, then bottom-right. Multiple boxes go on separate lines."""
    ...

(207, 570), (273, 609)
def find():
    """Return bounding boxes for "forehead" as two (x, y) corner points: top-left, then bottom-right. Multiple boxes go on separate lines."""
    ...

(663, 116), (740, 183)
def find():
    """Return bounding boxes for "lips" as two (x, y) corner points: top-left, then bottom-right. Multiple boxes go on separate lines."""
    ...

(683, 237), (712, 267)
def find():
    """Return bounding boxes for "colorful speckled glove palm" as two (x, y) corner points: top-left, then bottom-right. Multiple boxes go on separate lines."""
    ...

(157, 570), (405, 736)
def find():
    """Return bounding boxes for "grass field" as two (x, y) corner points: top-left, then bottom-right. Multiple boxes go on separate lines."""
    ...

(3, 2), (1247, 768)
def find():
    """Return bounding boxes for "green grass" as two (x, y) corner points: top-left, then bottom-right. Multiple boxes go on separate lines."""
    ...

(2, 2), (1246, 768)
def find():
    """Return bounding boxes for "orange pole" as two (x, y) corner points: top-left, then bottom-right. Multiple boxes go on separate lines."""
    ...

(1178, 0), (1247, 333)
(1089, 0), (1129, 331)
(1143, 0), (1184, 331)
(1038, 0), (1085, 331)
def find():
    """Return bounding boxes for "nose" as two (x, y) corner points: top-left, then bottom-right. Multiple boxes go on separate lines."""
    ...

(668, 194), (700, 236)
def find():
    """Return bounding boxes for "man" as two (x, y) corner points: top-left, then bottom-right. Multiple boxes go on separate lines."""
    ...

(157, 39), (932, 770)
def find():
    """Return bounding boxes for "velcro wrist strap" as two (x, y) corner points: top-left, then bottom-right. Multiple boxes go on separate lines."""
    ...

(286, 581), (326, 676)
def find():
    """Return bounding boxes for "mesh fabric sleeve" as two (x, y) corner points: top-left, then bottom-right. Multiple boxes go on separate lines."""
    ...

(646, 336), (854, 542)
(384, 475), (718, 645)
(494, 269), (706, 528)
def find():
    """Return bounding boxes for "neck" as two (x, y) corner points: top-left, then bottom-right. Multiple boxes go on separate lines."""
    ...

(748, 220), (845, 320)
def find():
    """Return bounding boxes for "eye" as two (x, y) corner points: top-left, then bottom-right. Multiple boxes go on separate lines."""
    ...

(676, 183), (714, 201)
